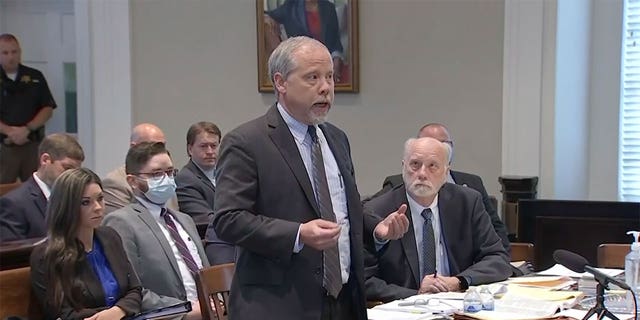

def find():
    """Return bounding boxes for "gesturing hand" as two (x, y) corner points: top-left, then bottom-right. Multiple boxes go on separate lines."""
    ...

(300, 219), (341, 250)
(374, 204), (410, 240)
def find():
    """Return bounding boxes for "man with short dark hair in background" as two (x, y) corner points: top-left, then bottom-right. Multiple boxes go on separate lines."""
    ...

(176, 121), (235, 265)
(0, 33), (57, 183)
(103, 141), (208, 318)
(0, 133), (84, 241)
(102, 123), (179, 213)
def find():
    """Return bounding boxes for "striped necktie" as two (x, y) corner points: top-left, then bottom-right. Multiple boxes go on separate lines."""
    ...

(308, 125), (342, 298)
(161, 208), (199, 275)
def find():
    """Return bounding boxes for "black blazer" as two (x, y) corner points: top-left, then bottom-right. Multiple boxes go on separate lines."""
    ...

(363, 184), (511, 302)
(368, 170), (510, 251)
(212, 105), (367, 320)
(30, 226), (142, 319)
(0, 176), (47, 242)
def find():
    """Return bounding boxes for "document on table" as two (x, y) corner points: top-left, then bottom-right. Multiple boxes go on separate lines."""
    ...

(505, 275), (575, 290)
(537, 264), (624, 279)
(372, 292), (464, 315)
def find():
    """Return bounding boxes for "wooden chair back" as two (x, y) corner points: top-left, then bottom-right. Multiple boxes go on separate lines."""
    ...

(0, 181), (21, 197)
(510, 242), (534, 263)
(0, 267), (44, 319)
(597, 243), (630, 268)
(196, 263), (235, 320)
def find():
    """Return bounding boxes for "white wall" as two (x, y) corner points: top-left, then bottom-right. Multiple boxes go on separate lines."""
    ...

(588, 0), (622, 200)
(553, 0), (592, 199)
(130, 0), (505, 197)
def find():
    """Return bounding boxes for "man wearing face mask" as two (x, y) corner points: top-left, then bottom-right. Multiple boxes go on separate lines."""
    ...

(103, 142), (209, 318)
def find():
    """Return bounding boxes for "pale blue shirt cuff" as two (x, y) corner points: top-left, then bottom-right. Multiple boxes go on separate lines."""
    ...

(373, 231), (389, 252)
(294, 224), (305, 253)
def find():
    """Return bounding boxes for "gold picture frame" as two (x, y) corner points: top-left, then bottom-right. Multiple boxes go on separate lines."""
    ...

(257, 0), (359, 93)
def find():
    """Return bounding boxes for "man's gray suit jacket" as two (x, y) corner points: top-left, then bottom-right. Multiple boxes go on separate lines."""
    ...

(102, 202), (210, 302)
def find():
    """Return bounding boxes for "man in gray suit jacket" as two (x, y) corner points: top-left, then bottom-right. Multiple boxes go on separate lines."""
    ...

(103, 123), (178, 213)
(175, 121), (235, 265)
(364, 137), (511, 302)
(103, 142), (209, 317)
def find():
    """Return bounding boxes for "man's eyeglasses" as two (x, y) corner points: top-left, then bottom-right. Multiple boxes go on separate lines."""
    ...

(133, 169), (178, 179)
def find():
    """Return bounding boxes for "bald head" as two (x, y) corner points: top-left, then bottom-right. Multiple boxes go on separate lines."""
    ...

(417, 123), (453, 163)
(130, 123), (166, 146)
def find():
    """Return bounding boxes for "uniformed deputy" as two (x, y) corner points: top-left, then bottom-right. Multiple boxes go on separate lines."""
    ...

(0, 33), (56, 183)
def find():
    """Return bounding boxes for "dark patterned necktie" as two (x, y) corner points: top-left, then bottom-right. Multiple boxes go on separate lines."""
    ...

(161, 208), (199, 275)
(308, 125), (342, 298)
(421, 208), (436, 278)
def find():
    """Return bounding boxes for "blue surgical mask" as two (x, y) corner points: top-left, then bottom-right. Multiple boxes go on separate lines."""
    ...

(143, 174), (176, 205)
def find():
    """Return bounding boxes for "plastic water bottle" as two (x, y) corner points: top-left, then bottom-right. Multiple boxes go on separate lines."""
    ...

(463, 287), (482, 313)
(479, 286), (495, 311)
(626, 231), (640, 313)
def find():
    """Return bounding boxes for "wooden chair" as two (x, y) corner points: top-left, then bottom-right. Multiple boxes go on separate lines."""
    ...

(510, 242), (534, 263)
(597, 243), (630, 268)
(196, 263), (235, 320)
(0, 267), (44, 319)
(0, 181), (21, 197)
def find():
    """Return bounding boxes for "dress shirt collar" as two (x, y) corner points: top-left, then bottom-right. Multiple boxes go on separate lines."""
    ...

(277, 102), (313, 145)
(193, 160), (216, 186)
(134, 195), (165, 222)
(32, 172), (51, 200)
(406, 191), (439, 218)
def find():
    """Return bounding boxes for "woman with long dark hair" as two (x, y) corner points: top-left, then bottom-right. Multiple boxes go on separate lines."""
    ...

(30, 168), (141, 319)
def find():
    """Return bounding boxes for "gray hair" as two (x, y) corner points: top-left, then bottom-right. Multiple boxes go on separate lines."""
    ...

(403, 137), (451, 164)
(268, 36), (327, 98)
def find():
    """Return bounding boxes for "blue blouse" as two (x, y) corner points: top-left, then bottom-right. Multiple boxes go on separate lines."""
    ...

(86, 237), (120, 307)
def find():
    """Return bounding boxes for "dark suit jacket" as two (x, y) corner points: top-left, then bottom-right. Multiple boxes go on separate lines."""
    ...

(30, 226), (142, 319)
(267, 0), (343, 55)
(212, 105), (367, 320)
(177, 159), (235, 265)
(0, 176), (47, 242)
(371, 170), (510, 251)
(364, 184), (511, 302)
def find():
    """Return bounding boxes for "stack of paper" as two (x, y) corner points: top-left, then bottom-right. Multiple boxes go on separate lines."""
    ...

(505, 275), (576, 290)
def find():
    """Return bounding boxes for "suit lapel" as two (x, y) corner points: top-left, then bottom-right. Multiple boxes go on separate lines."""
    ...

(398, 189), (421, 286)
(27, 178), (47, 218)
(95, 228), (127, 297)
(131, 203), (182, 277)
(187, 160), (215, 192)
(266, 105), (320, 216)
(437, 185), (460, 274)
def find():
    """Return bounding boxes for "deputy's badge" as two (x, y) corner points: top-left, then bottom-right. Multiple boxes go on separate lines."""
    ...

(20, 75), (31, 83)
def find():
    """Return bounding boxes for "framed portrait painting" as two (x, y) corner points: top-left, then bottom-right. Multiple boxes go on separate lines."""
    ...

(257, 0), (359, 92)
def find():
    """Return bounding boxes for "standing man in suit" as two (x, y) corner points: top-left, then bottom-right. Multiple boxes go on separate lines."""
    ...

(0, 133), (84, 242)
(103, 123), (178, 213)
(176, 121), (234, 265)
(364, 137), (511, 303)
(0, 34), (57, 183)
(369, 123), (510, 251)
(103, 142), (209, 318)
(212, 36), (407, 320)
